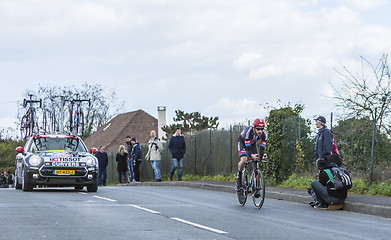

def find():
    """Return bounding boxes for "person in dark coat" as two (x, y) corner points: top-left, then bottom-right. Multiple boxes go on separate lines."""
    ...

(116, 145), (128, 184)
(95, 145), (108, 186)
(314, 116), (333, 161)
(130, 137), (142, 182)
(125, 136), (134, 182)
(168, 128), (186, 181)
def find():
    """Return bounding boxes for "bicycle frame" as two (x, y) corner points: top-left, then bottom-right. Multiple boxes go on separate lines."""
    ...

(245, 160), (258, 190)
(237, 157), (266, 209)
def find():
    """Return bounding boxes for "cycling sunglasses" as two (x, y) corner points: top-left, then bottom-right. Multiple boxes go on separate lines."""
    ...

(255, 127), (264, 131)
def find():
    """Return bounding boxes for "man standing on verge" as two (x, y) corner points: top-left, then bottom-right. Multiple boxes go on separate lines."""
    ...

(95, 145), (108, 186)
(314, 116), (333, 162)
(131, 137), (142, 182)
(168, 128), (186, 181)
(125, 136), (134, 182)
(148, 130), (164, 182)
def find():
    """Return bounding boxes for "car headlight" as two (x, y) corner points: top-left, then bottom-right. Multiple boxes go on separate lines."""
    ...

(86, 156), (96, 167)
(29, 155), (43, 166)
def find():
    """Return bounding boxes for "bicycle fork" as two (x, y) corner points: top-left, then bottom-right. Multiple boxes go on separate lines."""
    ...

(248, 171), (255, 193)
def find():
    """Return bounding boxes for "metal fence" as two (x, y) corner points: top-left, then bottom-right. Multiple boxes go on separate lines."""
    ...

(105, 127), (242, 184)
(104, 116), (391, 184)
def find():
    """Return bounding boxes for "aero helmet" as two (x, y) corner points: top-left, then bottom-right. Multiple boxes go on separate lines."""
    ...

(253, 118), (266, 128)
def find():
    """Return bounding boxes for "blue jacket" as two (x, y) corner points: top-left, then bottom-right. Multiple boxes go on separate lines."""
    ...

(131, 142), (142, 162)
(168, 134), (186, 159)
(314, 127), (333, 160)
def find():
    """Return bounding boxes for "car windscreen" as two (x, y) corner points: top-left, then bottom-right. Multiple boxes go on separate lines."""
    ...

(29, 137), (87, 152)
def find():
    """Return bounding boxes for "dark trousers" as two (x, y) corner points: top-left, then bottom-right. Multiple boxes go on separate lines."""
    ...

(133, 161), (141, 182)
(118, 170), (127, 183)
(99, 168), (107, 186)
(310, 180), (345, 205)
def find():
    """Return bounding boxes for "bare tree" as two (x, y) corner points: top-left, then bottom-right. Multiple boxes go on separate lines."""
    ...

(333, 53), (391, 132)
(19, 82), (123, 139)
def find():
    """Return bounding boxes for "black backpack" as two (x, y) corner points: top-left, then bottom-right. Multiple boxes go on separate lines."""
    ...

(324, 167), (352, 191)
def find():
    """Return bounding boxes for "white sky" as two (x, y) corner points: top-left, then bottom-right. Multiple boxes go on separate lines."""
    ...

(1, 0), (391, 134)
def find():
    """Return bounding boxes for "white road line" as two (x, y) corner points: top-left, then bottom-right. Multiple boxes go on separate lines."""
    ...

(127, 204), (161, 214)
(171, 217), (228, 234)
(92, 195), (117, 202)
(78, 192), (88, 195)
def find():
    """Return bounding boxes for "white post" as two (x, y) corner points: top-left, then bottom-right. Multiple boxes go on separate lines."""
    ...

(157, 106), (166, 140)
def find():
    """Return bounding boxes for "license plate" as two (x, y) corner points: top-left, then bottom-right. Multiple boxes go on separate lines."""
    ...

(53, 170), (75, 175)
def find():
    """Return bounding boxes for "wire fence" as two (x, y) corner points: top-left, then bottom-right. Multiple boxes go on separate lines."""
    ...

(104, 115), (391, 184)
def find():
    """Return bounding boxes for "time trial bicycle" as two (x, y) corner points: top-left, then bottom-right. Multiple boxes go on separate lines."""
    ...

(68, 94), (90, 136)
(20, 94), (42, 138)
(236, 156), (266, 209)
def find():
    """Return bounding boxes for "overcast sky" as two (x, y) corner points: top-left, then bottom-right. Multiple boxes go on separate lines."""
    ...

(1, 0), (391, 134)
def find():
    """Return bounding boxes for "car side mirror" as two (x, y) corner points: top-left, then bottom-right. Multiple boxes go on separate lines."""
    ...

(90, 148), (98, 154)
(15, 146), (24, 153)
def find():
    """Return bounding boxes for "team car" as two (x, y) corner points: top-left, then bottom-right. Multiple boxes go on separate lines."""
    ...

(15, 134), (99, 192)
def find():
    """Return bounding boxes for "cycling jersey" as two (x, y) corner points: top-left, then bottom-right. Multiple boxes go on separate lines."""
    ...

(237, 126), (268, 158)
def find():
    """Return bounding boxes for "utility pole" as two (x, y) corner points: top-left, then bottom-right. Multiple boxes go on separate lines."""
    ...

(370, 107), (377, 183)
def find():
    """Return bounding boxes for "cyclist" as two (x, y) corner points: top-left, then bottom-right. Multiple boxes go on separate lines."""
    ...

(236, 118), (268, 190)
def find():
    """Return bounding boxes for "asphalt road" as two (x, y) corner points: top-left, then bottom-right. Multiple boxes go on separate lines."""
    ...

(1, 186), (390, 240)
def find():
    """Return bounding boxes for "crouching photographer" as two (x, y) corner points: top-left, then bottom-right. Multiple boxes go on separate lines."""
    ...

(308, 158), (352, 210)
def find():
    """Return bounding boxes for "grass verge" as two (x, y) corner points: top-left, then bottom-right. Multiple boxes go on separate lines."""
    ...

(179, 173), (391, 197)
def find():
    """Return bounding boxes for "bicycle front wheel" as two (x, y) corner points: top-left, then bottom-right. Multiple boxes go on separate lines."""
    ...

(252, 169), (265, 209)
(237, 170), (248, 206)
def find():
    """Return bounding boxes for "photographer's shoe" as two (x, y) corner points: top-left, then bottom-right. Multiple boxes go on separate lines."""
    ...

(328, 204), (344, 210)
(309, 201), (319, 207)
(314, 203), (328, 209)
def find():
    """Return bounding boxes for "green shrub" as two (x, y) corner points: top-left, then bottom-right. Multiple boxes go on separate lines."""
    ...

(278, 174), (314, 189)
(366, 181), (391, 197)
(350, 178), (369, 194)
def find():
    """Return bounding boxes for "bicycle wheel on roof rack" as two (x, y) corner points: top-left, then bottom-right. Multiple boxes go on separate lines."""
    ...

(42, 110), (48, 133)
(252, 169), (265, 209)
(78, 111), (85, 136)
(31, 109), (39, 135)
(237, 170), (248, 206)
(50, 111), (56, 132)
(74, 111), (84, 136)
(20, 115), (28, 139)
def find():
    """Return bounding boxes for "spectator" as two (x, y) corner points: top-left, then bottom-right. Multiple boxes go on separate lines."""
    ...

(125, 136), (134, 182)
(308, 158), (347, 210)
(147, 130), (164, 182)
(95, 146), (109, 186)
(131, 137), (142, 182)
(314, 116), (333, 161)
(116, 145), (128, 184)
(168, 128), (186, 181)
(0, 172), (5, 188)
(7, 171), (14, 188)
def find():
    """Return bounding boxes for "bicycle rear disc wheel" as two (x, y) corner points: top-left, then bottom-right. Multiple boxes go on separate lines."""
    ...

(237, 171), (248, 206)
(252, 169), (265, 209)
